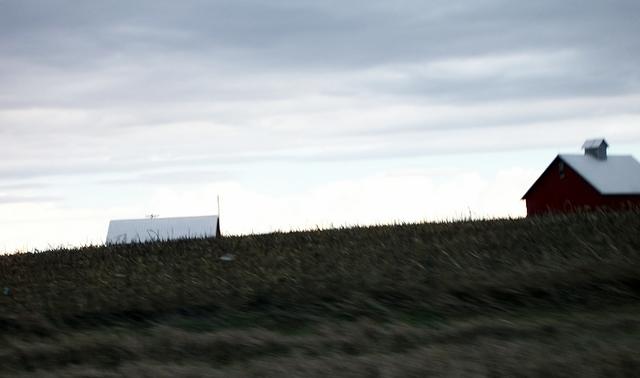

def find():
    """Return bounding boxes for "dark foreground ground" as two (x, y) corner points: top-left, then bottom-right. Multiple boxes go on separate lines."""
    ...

(1, 211), (639, 377)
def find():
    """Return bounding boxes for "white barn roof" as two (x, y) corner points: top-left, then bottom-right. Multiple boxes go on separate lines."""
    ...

(106, 215), (219, 244)
(559, 154), (640, 195)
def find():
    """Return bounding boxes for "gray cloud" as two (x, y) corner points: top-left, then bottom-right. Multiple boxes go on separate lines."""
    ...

(0, 194), (59, 204)
(98, 169), (232, 186)
(0, 182), (46, 191)
(0, 156), (233, 180)
(1, 0), (639, 185)
(1, 0), (638, 107)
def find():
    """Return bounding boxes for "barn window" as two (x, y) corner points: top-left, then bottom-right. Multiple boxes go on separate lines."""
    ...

(559, 161), (565, 179)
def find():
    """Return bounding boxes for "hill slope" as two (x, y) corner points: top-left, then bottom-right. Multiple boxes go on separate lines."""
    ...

(1, 211), (639, 376)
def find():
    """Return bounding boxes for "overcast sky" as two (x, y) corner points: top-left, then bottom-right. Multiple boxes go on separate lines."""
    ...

(2, 0), (640, 252)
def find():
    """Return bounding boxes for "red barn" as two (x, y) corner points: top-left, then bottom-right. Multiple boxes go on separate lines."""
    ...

(522, 139), (640, 216)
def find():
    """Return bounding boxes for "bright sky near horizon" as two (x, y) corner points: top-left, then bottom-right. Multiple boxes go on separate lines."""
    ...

(1, 0), (640, 253)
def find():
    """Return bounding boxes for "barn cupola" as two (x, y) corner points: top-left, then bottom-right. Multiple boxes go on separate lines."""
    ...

(582, 138), (608, 160)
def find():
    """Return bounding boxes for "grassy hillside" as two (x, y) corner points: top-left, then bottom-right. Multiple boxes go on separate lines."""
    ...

(1, 211), (640, 377)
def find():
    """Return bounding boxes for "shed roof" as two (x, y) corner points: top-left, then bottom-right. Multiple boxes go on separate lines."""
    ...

(558, 154), (640, 195)
(106, 215), (219, 244)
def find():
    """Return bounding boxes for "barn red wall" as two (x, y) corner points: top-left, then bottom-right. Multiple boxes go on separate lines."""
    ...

(525, 158), (640, 216)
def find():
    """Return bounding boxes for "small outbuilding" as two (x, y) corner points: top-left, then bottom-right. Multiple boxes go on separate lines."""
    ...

(522, 139), (640, 216)
(106, 215), (220, 244)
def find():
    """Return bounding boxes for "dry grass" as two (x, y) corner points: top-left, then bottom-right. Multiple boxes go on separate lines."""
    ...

(2, 306), (639, 377)
(1, 210), (640, 376)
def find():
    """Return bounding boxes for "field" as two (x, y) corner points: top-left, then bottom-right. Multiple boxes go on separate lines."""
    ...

(1, 211), (640, 377)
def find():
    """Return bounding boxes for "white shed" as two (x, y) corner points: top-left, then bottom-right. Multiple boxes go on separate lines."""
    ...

(106, 215), (220, 244)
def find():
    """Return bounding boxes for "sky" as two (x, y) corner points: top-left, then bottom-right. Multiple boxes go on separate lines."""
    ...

(1, 0), (640, 253)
